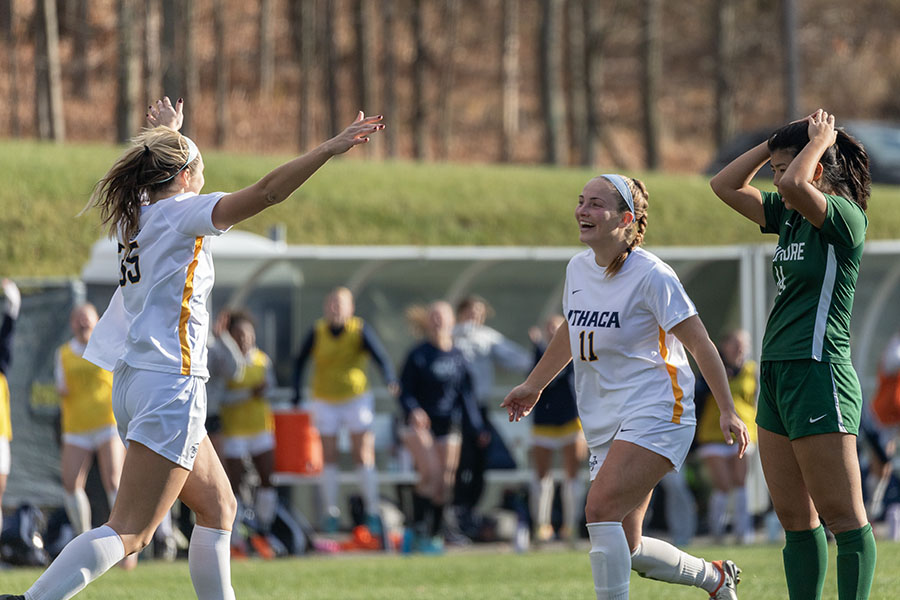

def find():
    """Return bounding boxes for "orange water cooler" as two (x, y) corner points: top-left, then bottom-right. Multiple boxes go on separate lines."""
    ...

(273, 409), (324, 475)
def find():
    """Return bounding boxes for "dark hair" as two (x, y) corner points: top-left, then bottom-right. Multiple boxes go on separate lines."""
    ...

(455, 295), (493, 318)
(87, 127), (201, 241)
(227, 309), (256, 334)
(767, 121), (871, 211)
(606, 177), (649, 277)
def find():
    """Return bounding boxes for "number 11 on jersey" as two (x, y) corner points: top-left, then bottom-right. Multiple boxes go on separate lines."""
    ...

(579, 330), (598, 362)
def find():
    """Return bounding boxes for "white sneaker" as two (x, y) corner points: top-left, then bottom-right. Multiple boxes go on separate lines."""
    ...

(709, 560), (741, 600)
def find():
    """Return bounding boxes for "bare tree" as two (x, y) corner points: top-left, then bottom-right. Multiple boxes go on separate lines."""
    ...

(182, 1), (198, 135)
(566, 0), (588, 165)
(411, 0), (427, 160)
(0, 0), (20, 136)
(437, 0), (461, 159)
(144, 0), (162, 100)
(781, 0), (799, 120)
(34, 0), (65, 141)
(539, 0), (566, 164)
(259, 0), (274, 98)
(583, 0), (626, 168)
(71, 0), (89, 97)
(353, 0), (375, 113)
(714, 0), (736, 150)
(381, 0), (396, 157)
(501, 0), (519, 162)
(214, 0), (227, 146)
(290, 0), (317, 149)
(641, 0), (662, 169)
(161, 0), (182, 99)
(321, 0), (338, 136)
(115, 0), (140, 143)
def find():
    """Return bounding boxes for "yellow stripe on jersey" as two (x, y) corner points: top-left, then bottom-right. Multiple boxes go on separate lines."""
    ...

(0, 372), (10, 440)
(658, 327), (684, 424)
(59, 343), (115, 434)
(179, 237), (203, 376)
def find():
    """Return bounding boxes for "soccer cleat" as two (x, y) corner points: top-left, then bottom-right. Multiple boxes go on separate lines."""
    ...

(709, 560), (741, 600)
(535, 524), (555, 543)
(0, 595), (25, 599)
(249, 534), (276, 560)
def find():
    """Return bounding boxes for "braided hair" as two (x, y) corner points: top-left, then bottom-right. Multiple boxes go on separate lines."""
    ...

(605, 177), (649, 277)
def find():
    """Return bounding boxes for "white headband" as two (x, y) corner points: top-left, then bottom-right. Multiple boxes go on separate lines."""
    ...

(153, 135), (199, 184)
(600, 174), (634, 215)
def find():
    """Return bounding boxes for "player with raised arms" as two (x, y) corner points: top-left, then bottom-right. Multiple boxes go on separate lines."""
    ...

(710, 109), (875, 600)
(2, 97), (383, 600)
(502, 174), (749, 600)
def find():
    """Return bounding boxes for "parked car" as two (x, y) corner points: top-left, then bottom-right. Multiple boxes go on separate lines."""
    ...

(704, 119), (900, 184)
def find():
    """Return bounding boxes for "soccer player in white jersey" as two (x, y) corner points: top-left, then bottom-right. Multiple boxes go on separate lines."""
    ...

(2, 98), (383, 600)
(502, 174), (750, 600)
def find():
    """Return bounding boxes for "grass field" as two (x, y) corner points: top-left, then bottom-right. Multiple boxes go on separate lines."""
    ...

(3, 139), (900, 278)
(2, 541), (899, 599)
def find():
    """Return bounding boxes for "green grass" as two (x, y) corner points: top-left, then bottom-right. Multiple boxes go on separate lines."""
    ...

(2, 541), (899, 599)
(2, 139), (900, 278)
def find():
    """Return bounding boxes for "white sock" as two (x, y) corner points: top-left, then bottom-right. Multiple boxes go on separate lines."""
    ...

(531, 474), (554, 530)
(562, 477), (581, 534)
(25, 525), (125, 600)
(357, 465), (379, 516)
(732, 487), (751, 540)
(188, 526), (236, 600)
(63, 489), (91, 535)
(255, 487), (277, 532)
(586, 522), (631, 600)
(321, 465), (339, 517)
(708, 490), (729, 538)
(630, 536), (722, 592)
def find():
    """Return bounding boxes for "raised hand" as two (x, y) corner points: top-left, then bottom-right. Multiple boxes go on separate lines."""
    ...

(147, 96), (184, 131)
(325, 112), (385, 156)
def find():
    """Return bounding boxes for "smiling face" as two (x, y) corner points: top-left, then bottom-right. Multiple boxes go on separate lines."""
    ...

(575, 177), (633, 247)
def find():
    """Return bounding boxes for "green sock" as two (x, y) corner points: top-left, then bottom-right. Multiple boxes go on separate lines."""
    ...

(835, 523), (877, 600)
(783, 525), (828, 600)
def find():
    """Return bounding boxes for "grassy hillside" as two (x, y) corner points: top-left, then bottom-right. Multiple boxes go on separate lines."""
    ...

(2, 139), (899, 278)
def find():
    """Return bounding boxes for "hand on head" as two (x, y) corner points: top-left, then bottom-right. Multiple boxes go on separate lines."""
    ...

(806, 108), (837, 147)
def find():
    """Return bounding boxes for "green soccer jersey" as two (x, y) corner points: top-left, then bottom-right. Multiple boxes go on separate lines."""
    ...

(759, 190), (867, 364)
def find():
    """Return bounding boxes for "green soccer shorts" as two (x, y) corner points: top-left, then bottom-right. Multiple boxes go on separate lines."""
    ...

(757, 359), (862, 440)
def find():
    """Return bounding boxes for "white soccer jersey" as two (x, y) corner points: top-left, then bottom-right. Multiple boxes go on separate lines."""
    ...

(562, 247), (698, 448)
(85, 192), (228, 378)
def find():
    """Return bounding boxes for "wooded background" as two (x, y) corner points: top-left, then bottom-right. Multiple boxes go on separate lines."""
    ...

(2, 0), (899, 171)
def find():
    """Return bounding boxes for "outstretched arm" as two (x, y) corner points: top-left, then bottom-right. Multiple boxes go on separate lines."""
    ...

(670, 315), (749, 457)
(147, 96), (184, 131)
(211, 112), (385, 230)
(709, 141), (768, 227)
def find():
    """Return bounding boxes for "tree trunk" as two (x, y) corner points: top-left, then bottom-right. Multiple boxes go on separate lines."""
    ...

(714, 0), (736, 150)
(115, 0), (140, 143)
(34, 0), (64, 141)
(353, 0), (374, 113)
(566, 0), (588, 166)
(213, 0), (227, 147)
(144, 0), (162, 100)
(293, 0), (317, 150)
(539, 0), (566, 164)
(781, 0), (799, 120)
(1, 0), (20, 137)
(411, 0), (427, 160)
(161, 0), (181, 99)
(583, 0), (627, 168)
(259, 0), (274, 98)
(182, 0), (198, 136)
(71, 0), (89, 96)
(437, 0), (460, 159)
(641, 0), (661, 169)
(321, 0), (338, 136)
(500, 0), (519, 162)
(381, 0), (396, 157)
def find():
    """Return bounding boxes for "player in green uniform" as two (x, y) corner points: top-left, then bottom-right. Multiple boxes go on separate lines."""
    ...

(711, 109), (874, 600)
